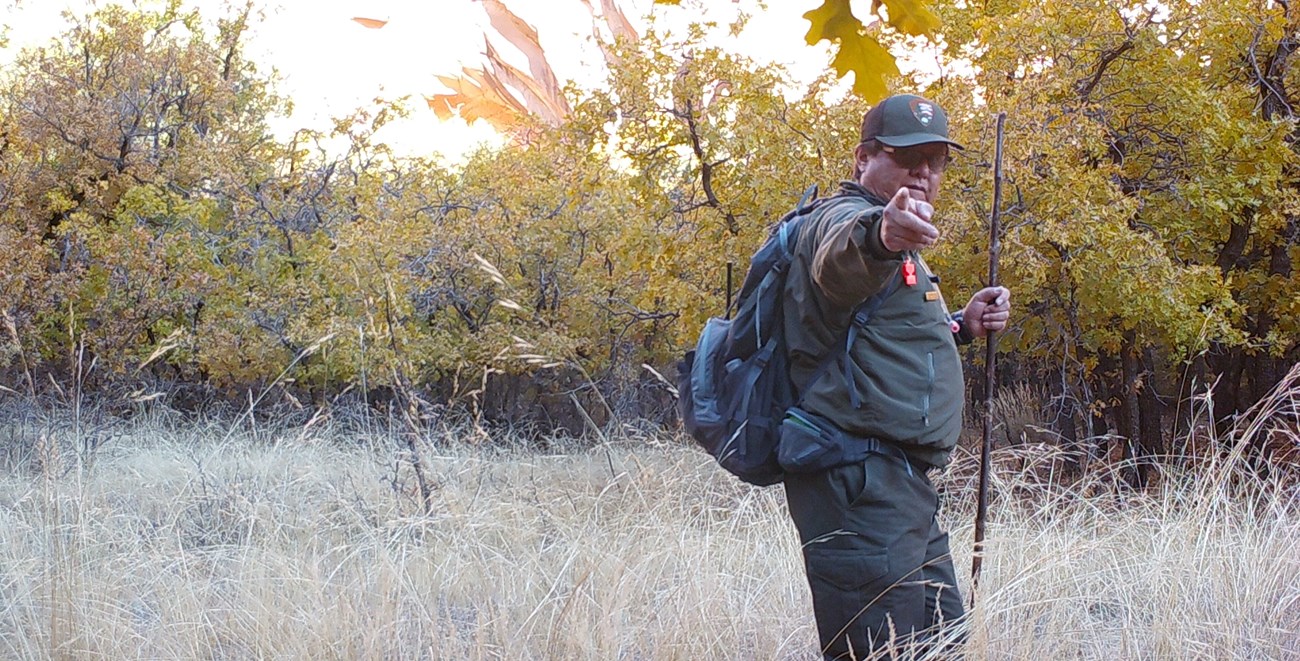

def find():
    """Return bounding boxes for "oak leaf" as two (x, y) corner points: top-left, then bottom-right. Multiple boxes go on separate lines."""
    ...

(804, 0), (898, 101)
(598, 0), (639, 42)
(483, 38), (566, 124)
(426, 72), (525, 130)
(878, 0), (939, 37)
(478, 0), (569, 116)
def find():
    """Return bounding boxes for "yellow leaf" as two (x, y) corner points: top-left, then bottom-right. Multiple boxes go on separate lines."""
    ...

(879, 0), (939, 37)
(804, 0), (899, 101)
(803, 0), (860, 46)
(833, 34), (899, 101)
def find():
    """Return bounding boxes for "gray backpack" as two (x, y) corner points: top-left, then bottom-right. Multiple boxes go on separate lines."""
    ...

(676, 187), (897, 485)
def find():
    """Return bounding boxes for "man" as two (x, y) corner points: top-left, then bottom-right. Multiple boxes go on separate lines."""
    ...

(779, 94), (1011, 659)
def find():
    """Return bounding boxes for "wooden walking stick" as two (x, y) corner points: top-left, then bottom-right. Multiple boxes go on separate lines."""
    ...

(970, 112), (1006, 608)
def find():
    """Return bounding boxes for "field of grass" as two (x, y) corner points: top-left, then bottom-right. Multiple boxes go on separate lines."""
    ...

(0, 404), (1295, 660)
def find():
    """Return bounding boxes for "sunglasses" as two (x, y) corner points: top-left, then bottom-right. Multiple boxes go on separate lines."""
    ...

(880, 144), (953, 172)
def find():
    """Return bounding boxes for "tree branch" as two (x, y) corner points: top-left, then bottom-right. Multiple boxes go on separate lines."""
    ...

(679, 99), (740, 235)
(1075, 39), (1135, 100)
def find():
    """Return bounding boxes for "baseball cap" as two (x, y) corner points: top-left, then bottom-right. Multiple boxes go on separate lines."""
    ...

(860, 94), (964, 150)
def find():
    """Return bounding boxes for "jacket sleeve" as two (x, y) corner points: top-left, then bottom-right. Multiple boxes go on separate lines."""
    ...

(949, 310), (976, 345)
(808, 201), (903, 310)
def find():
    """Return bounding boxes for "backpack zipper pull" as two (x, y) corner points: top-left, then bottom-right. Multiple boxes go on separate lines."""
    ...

(902, 255), (918, 287)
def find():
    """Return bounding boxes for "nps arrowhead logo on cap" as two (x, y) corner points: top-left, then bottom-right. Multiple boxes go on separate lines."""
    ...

(910, 99), (935, 126)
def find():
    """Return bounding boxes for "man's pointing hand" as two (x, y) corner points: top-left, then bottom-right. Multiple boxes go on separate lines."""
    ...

(879, 187), (939, 253)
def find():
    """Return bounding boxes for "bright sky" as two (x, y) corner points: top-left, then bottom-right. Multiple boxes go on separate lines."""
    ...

(2, 0), (872, 162)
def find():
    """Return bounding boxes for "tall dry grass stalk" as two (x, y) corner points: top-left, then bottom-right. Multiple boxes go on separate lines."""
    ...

(0, 399), (1295, 659)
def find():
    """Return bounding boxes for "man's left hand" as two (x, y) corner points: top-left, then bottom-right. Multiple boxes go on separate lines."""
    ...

(963, 287), (1011, 338)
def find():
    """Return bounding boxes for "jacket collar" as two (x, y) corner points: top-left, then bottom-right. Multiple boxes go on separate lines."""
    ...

(837, 180), (889, 207)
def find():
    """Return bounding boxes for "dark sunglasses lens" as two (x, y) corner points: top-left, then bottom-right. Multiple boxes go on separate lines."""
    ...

(892, 148), (948, 171)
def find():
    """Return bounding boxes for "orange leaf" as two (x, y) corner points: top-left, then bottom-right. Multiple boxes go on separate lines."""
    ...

(577, 0), (621, 66)
(483, 39), (565, 124)
(598, 0), (639, 43)
(478, 0), (569, 115)
(351, 17), (388, 29)
(427, 72), (526, 131)
(461, 67), (530, 115)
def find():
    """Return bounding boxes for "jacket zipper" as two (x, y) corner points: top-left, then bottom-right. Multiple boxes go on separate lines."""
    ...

(923, 351), (934, 427)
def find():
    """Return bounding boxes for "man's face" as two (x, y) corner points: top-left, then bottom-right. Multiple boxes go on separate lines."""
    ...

(856, 142), (949, 205)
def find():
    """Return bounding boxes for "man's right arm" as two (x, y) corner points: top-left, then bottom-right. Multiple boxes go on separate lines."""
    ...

(807, 201), (903, 311)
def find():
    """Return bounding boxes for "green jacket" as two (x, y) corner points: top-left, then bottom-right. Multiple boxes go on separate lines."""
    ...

(782, 182), (968, 468)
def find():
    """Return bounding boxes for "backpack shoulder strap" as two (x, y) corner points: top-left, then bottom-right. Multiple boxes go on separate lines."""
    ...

(775, 184), (827, 259)
(795, 183), (819, 210)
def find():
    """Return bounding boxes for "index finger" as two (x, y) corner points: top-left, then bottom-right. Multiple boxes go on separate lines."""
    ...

(891, 187), (911, 210)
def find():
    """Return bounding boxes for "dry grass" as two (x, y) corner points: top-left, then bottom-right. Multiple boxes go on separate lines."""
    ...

(0, 406), (1295, 660)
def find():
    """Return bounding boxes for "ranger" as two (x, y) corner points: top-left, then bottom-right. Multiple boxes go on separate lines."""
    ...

(780, 94), (1011, 659)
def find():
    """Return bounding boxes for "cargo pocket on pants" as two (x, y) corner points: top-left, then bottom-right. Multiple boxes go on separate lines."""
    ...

(803, 546), (890, 649)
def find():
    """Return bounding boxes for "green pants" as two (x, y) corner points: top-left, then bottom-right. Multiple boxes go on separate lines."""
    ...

(784, 448), (965, 660)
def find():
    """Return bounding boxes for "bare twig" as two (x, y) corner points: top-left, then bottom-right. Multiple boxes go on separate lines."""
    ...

(678, 99), (740, 235)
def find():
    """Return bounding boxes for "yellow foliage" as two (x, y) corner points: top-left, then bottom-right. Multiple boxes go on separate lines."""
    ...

(1, 0), (1295, 423)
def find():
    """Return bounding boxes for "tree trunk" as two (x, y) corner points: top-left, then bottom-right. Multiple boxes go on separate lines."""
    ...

(1137, 345), (1164, 479)
(1119, 336), (1144, 488)
(1096, 350), (1125, 467)
(1048, 366), (1082, 473)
